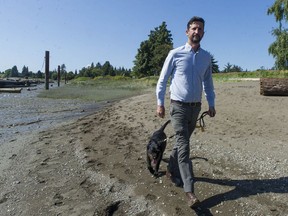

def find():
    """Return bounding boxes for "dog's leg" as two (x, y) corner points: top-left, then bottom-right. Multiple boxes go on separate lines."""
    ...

(147, 154), (155, 174)
(153, 153), (163, 177)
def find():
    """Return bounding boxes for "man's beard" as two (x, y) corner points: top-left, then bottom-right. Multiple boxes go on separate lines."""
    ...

(192, 34), (202, 43)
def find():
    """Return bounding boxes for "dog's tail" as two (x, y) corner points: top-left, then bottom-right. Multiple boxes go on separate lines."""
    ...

(159, 120), (171, 132)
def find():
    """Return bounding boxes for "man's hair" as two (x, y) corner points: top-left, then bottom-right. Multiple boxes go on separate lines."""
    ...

(187, 16), (205, 29)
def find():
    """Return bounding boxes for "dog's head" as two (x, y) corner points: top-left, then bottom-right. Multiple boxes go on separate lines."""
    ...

(147, 140), (162, 165)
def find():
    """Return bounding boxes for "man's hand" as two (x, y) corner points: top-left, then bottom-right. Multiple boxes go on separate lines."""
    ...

(208, 107), (216, 117)
(156, 105), (165, 118)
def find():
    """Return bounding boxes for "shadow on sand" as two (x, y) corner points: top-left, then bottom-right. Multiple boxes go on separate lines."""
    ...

(162, 157), (287, 215)
(193, 176), (288, 215)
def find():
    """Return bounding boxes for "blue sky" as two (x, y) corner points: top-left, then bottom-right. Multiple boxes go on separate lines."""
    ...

(0, 0), (280, 73)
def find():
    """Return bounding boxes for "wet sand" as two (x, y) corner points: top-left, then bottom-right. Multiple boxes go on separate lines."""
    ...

(0, 84), (108, 143)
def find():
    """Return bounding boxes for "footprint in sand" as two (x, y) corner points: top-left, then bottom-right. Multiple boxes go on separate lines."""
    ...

(53, 193), (64, 206)
(145, 193), (157, 201)
(79, 177), (99, 195)
(9, 154), (17, 159)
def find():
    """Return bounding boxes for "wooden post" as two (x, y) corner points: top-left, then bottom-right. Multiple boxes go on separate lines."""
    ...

(45, 51), (50, 90)
(57, 65), (61, 87)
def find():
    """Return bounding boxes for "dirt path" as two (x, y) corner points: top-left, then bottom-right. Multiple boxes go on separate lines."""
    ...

(0, 81), (287, 216)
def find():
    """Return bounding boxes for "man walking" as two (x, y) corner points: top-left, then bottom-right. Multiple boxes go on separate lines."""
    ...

(156, 16), (216, 208)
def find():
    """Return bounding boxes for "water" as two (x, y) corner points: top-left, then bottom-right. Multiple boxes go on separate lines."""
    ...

(0, 84), (106, 144)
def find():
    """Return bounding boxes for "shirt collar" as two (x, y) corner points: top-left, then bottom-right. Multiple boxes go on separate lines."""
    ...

(185, 43), (201, 53)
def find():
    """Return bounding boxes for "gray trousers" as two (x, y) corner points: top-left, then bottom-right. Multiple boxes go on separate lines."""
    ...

(168, 102), (201, 192)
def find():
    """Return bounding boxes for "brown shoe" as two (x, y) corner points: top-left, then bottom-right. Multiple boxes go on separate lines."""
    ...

(166, 169), (172, 179)
(186, 192), (200, 208)
(166, 169), (183, 187)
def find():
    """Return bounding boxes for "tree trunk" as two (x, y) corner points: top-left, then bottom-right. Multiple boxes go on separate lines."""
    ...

(260, 78), (288, 96)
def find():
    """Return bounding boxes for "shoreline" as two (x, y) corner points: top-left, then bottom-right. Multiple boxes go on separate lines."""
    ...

(0, 84), (111, 144)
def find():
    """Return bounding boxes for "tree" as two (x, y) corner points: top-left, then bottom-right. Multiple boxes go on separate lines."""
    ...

(11, 66), (19, 77)
(223, 62), (232, 73)
(268, 29), (288, 69)
(60, 64), (66, 76)
(231, 64), (243, 72)
(66, 71), (75, 80)
(22, 66), (29, 77)
(36, 70), (43, 78)
(4, 69), (12, 77)
(211, 55), (220, 73)
(222, 63), (243, 72)
(267, 0), (288, 69)
(102, 61), (114, 76)
(133, 22), (173, 77)
(132, 40), (153, 77)
(267, 0), (288, 30)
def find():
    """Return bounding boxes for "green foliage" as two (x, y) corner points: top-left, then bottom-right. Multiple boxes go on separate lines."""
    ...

(268, 28), (288, 70)
(60, 64), (66, 76)
(77, 61), (131, 78)
(93, 75), (131, 81)
(222, 62), (243, 72)
(38, 77), (155, 102)
(135, 76), (159, 87)
(211, 55), (220, 73)
(21, 66), (29, 77)
(133, 22), (173, 78)
(213, 70), (288, 82)
(51, 72), (58, 80)
(267, 0), (288, 69)
(73, 76), (92, 82)
(258, 70), (288, 78)
(267, 0), (288, 28)
(3, 69), (12, 78)
(11, 65), (19, 77)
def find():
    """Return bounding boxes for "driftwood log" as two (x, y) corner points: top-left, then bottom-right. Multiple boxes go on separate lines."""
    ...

(0, 88), (22, 93)
(260, 78), (288, 96)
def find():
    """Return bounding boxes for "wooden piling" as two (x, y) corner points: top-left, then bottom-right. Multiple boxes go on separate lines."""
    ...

(58, 65), (61, 87)
(45, 51), (50, 90)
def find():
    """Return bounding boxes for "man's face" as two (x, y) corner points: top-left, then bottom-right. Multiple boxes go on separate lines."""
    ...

(186, 21), (204, 44)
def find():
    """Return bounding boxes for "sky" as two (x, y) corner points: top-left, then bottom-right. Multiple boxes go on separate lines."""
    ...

(0, 0), (281, 73)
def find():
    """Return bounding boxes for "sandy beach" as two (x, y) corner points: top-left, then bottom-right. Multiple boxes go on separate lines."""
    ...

(0, 80), (287, 216)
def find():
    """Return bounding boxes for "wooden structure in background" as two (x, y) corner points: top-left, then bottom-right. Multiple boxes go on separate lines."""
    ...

(45, 51), (49, 90)
(58, 65), (61, 87)
(260, 78), (288, 96)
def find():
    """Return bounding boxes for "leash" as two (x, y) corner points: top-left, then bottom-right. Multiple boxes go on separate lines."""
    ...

(196, 111), (209, 132)
(163, 111), (209, 142)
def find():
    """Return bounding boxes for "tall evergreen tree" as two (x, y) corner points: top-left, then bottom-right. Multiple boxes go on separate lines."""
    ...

(133, 22), (173, 77)
(11, 65), (19, 77)
(133, 40), (153, 77)
(61, 64), (66, 75)
(22, 65), (29, 77)
(102, 61), (114, 76)
(211, 55), (220, 73)
(223, 63), (233, 73)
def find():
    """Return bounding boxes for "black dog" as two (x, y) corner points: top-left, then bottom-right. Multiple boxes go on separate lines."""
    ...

(147, 120), (170, 177)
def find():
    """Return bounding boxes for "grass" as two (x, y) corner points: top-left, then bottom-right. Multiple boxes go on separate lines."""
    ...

(37, 76), (158, 102)
(213, 70), (288, 82)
